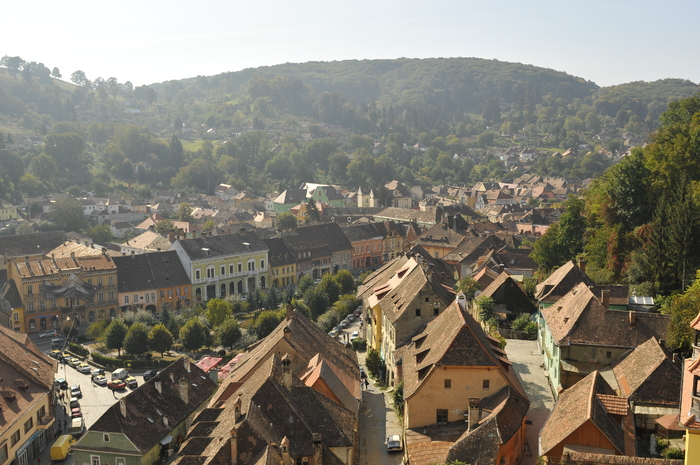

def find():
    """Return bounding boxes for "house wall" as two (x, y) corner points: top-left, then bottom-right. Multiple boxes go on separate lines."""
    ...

(186, 251), (270, 301)
(73, 432), (141, 465)
(538, 314), (561, 399)
(544, 420), (619, 462)
(351, 238), (383, 271)
(405, 366), (509, 429)
(270, 264), (296, 289)
(685, 428), (700, 465)
(328, 446), (353, 465)
(559, 345), (628, 392)
(0, 393), (53, 465)
(493, 418), (527, 465)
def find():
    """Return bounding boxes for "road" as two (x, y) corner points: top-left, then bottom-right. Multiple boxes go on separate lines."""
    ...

(506, 338), (555, 465)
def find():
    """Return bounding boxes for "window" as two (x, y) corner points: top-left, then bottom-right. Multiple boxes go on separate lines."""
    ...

(229, 264), (234, 274)
(238, 263), (242, 273)
(103, 434), (110, 442)
(29, 319), (35, 330)
(415, 308), (421, 317)
(260, 259), (265, 269)
(206, 267), (214, 278)
(39, 300), (45, 310)
(434, 252), (439, 258)
(109, 292), (114, 302)
(176, 288), (180, 296)
(195, 269), (201, 280)
(184, 288), (189, 295)
(248, 261), (255, 271)
(0, 443), (7, 464)
(99, 277), (103, 286)
(50, 299), (57, 309)
(99, 293), (104, 303)
(168, 289), (172, 298)
(134, 294), (138, 303)
(39, 284), (44, 293)
(124, 295), (129, 304)
(87, 279), (93, 285)
(483, 379), (490, 390)
(151, 293), (155, 301)
(145, 293), (150, 302)
(24, 417), (33, 433)
(160, 290), (165, 298)
(444, 379), (451, 389)
(10, 430), (20, 446)
(13, 312), (18, 322)
(28, 301), (34, 311)
(425, 297), (429, 303)
(109, 276), (114, 285)
(116, 458), (125, 465)
(91, 456), (101, 465)
(606, 351), (612, 358)
(221, 265), (225, 276)
(37, 406), (45, 422)
(27, 285), (33, 295)
(437, 409), (448, 424)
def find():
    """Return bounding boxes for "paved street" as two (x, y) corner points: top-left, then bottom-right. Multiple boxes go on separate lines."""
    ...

(506, 338), (555, 465)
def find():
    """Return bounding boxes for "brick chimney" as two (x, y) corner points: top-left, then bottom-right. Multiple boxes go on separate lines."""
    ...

(169, 230), (175, 243)
(468, 398), (480, 431)
(601, 289), (610, 309)
(281, 354), (292, 390)
(230, 427), (238, 465)
(629, 311), (636, 326)
(119, 398), (127, 418)
(578, 258), (587, 274)
(285, 301), (292, 320)
(155, 379), (162, 394)
(233, 394), (242, 421)
(178, 378), (189, 404)
(184, 357), (191, 373)
(312, 433), (322, 464)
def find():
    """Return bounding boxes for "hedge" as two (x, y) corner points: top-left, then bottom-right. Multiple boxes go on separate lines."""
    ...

(69, 343), (89, 357)
(91, 352), (173, 370)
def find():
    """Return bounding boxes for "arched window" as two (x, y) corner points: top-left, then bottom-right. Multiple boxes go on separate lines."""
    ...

(237, 281), (243, 294)
(40, 317), (47, 330)
(220, 283), (226, 297)
(260, 276), (266, 289)
(196, 288), (202, 300)
(110, 308), (116, 318)
(89, 311), (95, 323)
(229, 282), (235, 294)
(29, 319), (36, 330)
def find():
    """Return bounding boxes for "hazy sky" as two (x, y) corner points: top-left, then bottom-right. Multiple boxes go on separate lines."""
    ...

(4, 0), (699, 87)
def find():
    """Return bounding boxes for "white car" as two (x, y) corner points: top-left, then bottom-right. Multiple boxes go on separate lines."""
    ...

(40, 329), (59, 338)
(351, 331), (359, 339)
(387, 434), (402, 451)
(76, 363), (91, 374)
(93, 375), (108, 386)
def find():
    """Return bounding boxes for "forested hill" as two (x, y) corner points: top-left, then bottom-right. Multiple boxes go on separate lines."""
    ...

(156, 57), (599, 113)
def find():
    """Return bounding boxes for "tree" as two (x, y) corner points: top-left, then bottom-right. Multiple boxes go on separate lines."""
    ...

(667, 270), (700, 354)
(85, 225), (112, 244)
(160, 302), (172, 329)
(252, 309), (284, 339)
(149, 324), (174, 357)
(303, 286), (330, 320)
(70, 70), (90, 87)
(155, 219), (175, 234)
(217, 317), (242, 350)
(365, 348), (383, 378)
(50, 198), (86, 232)
(28, 153), (58, 182)
(275, 212), (298, 231)
(475, 295), (496, 326)
(454, 276), (479, 299)
(179, 318), (208, 353)
(305, 200), (321, 224)
(318, 274), (340, 304)
(124, 322), (150, 357)
(85, 320), (109, 341)
(178, 202), (193, 223)
(51, 67), (61, 79)
(104, 319), (128, 357)
(334, 270), (355, 295)
(206, 298), (232, 327)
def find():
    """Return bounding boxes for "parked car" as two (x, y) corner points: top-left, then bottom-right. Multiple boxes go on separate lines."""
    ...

(55, 378), (68, 389)
(61, 356), (74, 366)
(346, 315), (355, 323)
(351, 331), (359, 339)
(49, 350), (62, 359)
(69, 397), (79, 409)
(40, 329), (59, 338)
(93, 375), (108, 386)
(328, 329), (339, 338)
(76, 363), (91, 374)
(387, 434), (403, 452)
(125, 376), (138, 389)
(143, 370), (158, 381)
(70, 385), (82, 398)
(339, 320), (349, 329)
(70, 407), (82, 418)
(107, 380), (126, 391)
(353, 309), (361, 317)
(91, 368), (105, 378)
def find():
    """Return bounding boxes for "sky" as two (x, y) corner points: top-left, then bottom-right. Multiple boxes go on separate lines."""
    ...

(3, 0), (700, 88)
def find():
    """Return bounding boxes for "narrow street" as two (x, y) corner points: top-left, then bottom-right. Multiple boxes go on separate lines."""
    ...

(506, 338), (556, 465)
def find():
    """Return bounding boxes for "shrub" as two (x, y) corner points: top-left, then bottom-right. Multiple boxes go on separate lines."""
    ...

(69, 342), (89, 357)
(351, 338), (367, 351)
(662, 447), (684, 460)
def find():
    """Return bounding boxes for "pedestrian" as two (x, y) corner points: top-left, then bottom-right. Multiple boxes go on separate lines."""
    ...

(364, 378), (369, 389)
(37, 456), (41, 465)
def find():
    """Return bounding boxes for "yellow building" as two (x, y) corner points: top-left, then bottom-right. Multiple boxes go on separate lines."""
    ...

(400, 295), (529, 465)
(7, 251), (119, 333)
(263, 237), (296, 289)
(0, 325), (57, 465)
(0, 203), (18, 221)
(680, 312), (700, 465)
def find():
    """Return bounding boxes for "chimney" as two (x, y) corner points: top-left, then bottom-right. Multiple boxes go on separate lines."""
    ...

(281, 354), (292, 390)
(312, 433), (322, 464)
(285, 302), (292, 320)
(230, 427), (238, 465)
(163, 416), (169, 427)
(169, 372), (175, 383)
(169, 230), (175, 243)
(673, 353), (679, 363)
(178, 378), (189, 404)
(578, 258), (587, 274)
(629, 311), (636, 326)
(155, 379), (162, 394)
(184, 357), (191, 373)
(119, 398), (127, 418)
(70, 251), (75, 259)
(131, 250), (135, 259)
(192, 230), (196, 238)
(280, 437), (290, 465)
(233, 394), (242, 421)
(468, 398), (480, 431)
(601, 289), (610, 309)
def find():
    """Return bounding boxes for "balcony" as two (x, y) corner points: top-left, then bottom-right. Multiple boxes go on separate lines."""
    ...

(37, 415), (54, 429)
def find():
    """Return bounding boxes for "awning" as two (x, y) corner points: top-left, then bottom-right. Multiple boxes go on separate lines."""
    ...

(655, 414), (684, 431)
(160, 435), (173, 445)
(633, 405), (678, 416)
